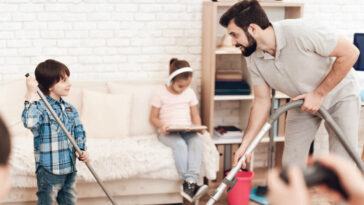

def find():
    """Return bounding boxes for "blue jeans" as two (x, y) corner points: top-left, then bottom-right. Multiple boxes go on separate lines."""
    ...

(158, 132), (203, 183)
(36, 166), (77, 205)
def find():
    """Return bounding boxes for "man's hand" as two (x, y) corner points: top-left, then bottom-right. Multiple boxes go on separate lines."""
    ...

(76, 151), (90, 163)
(268, 166), (310, 205)
(232, 145), (252, 168)
(292, 91), (325, 114)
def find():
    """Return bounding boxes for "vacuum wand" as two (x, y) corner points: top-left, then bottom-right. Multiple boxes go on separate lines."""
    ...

(207, 122), (272, 205)
(25, 73), (118, 205)
(207, 100), (364, 205)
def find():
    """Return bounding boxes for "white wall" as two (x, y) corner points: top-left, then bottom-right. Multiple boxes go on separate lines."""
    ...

(0, 0), (363, 168)
(0, 0), (363, 80)
(0, 0), (363, 78)
(0, 0), (203, 81)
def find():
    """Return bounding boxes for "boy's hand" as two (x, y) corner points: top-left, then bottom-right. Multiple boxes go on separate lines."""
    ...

(160, 124), (170, 135)
(76, 151), (90, 163)
(25, 75), (39, 100)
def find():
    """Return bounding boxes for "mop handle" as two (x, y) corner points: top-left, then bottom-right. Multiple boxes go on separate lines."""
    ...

(207, 100), (364, 205)
(25, 73), (118, 205)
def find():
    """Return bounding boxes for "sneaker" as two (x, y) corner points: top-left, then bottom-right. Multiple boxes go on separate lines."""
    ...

(192, 184), (208, 201)
(180, 181), (209, 202)
(181, 181), (194, 202)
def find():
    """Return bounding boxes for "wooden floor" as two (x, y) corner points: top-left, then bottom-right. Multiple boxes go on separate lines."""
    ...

(183, 168), (334, 205)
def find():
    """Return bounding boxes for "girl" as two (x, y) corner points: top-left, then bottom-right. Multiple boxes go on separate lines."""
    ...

(149, 58), (208, 202)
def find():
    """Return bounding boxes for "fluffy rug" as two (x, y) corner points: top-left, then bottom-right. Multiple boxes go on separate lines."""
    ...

(9, 133), (219, 188)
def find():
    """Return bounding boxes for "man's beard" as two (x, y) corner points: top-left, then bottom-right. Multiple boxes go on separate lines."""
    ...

(235, 31), (257, 57)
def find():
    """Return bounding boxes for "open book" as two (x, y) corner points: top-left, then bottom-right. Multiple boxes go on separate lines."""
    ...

(167, 125), (207, 132)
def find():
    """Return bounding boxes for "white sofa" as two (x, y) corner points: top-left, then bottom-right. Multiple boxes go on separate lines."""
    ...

(0, 79), (219, 205)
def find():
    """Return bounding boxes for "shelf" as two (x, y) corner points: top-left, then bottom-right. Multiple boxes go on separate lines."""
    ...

(261, 136), (285, 143)
(214, 95), (254, 101)
(214, 91), (289, 101)
(201, 0), (303, 136)
(213, 136), (285, 145)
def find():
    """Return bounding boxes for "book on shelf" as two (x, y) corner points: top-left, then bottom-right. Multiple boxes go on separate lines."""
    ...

(214, 79), (251, 95)
(216, 71), (243, 81)
(214, 125), (244, 138)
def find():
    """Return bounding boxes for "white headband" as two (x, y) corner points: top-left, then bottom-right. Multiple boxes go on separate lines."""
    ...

(166, 67), (193, 86)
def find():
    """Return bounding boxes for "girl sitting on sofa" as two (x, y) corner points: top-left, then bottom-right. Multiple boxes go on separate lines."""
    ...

(149, 58), (208, 202)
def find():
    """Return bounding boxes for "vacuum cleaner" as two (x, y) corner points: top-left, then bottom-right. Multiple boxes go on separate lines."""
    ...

(207, 99), (364, 205)
(25, 73), (118, 205)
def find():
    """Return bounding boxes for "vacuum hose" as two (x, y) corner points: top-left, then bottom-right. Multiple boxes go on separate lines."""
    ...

(207, 99), (364, 205)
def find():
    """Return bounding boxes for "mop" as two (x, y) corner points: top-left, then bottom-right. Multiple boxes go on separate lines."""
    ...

(25, 73), (118, 205)
(207, 99), (364, 205)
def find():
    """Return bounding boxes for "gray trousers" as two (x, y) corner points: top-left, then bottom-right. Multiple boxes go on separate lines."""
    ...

(283, 96), (361, 168)
(158, 132), (203, 183)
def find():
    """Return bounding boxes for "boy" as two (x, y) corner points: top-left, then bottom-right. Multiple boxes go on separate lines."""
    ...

(22, 59), (89, 205)
(0, 116), (11, 200)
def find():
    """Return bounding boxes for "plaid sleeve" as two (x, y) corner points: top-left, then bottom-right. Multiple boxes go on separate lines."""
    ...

(73, 109), (86, 151)
(21, 101), (44, 130)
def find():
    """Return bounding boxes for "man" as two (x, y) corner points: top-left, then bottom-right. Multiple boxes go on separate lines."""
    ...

(220, 0), (361, 168)
(0, 116), (11, 200)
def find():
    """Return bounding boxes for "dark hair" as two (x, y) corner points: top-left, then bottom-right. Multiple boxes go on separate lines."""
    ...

(0, 116), (11, 165)
(169, 58), (192, 82)
(219, 0), (271, 31)
(35, 59), (70, 95)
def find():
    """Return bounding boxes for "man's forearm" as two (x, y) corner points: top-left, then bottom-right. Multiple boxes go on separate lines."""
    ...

(241, 99), (271, 149)
(315, 56), (357, 97)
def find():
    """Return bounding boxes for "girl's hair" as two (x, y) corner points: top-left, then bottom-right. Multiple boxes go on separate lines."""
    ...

(169, 58), (192, 83)
(35, 59), (70, 95)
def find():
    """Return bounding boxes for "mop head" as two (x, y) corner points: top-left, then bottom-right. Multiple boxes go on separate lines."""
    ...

(255, 185), (267, 196)
(249, 185), (268, 205)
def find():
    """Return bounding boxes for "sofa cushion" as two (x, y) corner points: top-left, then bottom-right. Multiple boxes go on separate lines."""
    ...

(62, 87), (83, 115)
(107, 82), (162, 136)
(63, 81), (109, 116)
(81, 90), (132, 138)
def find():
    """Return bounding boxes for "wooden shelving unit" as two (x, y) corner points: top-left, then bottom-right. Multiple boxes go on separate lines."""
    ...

(201, 0), (304, 134)
(201, 1), (304, 174)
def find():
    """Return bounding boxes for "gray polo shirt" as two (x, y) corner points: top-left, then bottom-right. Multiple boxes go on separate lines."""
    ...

(247, 19), (360, 108)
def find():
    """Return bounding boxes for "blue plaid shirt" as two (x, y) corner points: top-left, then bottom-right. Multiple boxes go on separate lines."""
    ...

(22, 96), (86, 175)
